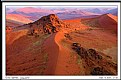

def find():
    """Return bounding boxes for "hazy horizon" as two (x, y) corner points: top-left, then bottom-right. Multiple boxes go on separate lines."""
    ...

(6, 6), (117, 10)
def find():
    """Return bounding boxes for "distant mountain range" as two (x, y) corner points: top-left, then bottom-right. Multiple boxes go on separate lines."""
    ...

(6, 7), (118, 24)
(86, 8), (117, 16)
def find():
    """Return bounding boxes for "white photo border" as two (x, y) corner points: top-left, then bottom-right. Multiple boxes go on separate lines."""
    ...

(2, 2), (121, 80)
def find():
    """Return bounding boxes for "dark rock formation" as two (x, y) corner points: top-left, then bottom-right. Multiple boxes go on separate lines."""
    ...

(6, 26), (12, 33)
(71, 43), (117, 75)
(91, 67), (113, 75)
(28, 14), (67, 35)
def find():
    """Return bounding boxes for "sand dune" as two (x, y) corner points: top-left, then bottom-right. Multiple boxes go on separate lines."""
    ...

(6, 13), (117, 75)
(54, 30), (84, 75)
(99, 14), (117, 29)
(6, 14), (33, 24)
(6, 29), (28, 45)
(6, 19), (24, 27)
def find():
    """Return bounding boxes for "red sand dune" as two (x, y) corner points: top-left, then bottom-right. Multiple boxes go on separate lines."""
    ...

(107, 14), (118, 22)
(6, 14), (33, 24)
(6, 14), (117, 75)
(98, 14), (118, 33)
(54, 31), (81, 75)
(6, 29), (28, 45)
(98, 14), (117, 30)
(80, 14), (117, 34)
(6, 19), (24, 28)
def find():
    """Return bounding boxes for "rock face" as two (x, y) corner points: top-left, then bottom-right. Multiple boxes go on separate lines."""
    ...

(28, 14), (67, 35)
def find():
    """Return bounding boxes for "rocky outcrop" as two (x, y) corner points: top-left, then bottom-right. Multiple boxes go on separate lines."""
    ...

(71, 42), (117, 75)
(28, 14), (67, 35)
(91, 67), (113, 75)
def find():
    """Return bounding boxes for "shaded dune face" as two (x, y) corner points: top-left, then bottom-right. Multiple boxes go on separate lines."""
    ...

(6, 13), (117, 75)
(98, 14), (117, 32)
(80, 14), (117, 34)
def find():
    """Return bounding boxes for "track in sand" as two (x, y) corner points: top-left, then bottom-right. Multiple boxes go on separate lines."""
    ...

(42, 33), (59, 75)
